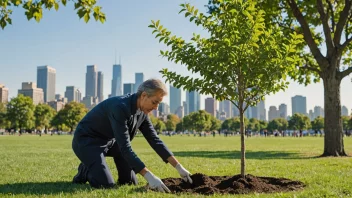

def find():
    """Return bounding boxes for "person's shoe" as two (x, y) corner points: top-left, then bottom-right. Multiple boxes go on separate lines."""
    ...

(72, 163), (88, 184)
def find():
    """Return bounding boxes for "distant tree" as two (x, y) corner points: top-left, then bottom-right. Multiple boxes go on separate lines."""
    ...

(311, 116), (324, 131)
(165, 114), (180, 131)
(289, 113), (311, 131)
(190, 110), (212, 132)
(155, 120), (166, 132)
(182, 114), (193, 131)
(0, 0), (105, 29)
(149, 114), (158, 127)
(259, 120), (268, 131)
(51, 110), (66, 131)
(150, 0), (301, 177)
(0, 102), (10, 129)
(6, 94), (35, 133)
(248, 118), (261, 132)
(210, 116), (221, 131)
(268, 118), (288, 132)
(34, 103), (56, 133)
(60, 102), (87, 132)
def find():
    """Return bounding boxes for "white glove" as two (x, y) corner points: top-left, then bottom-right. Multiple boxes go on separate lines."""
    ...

(144, 171), (171, 193)
(175, 163), (193, 184)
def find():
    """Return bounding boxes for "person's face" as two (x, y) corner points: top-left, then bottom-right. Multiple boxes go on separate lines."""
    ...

(139, 91), (164, 114)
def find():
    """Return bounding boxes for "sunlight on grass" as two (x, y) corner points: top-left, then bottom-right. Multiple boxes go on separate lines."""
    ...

(0, 135), (351, 198)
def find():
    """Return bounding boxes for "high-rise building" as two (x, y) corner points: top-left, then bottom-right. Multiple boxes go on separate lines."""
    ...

(18, 82), (44, 105)
(292, 95), (307, 115)
(219, 100), (232, 118)
(268, 106), (278, 121)
(186, 91), (200, 114)
(251, 105), (260, 120)
(313, 106), (324, 119)
(86, 65), (97, 98)
(65, 86), (81, 103)
(175, 106), (184, 119)
(0, 84), (9, 103)
(170, 85), (182, 114)
(341, 106), (349, 116)
(279, 103), (287, 119)
(134, 73), (144, 93)
(111, 64), (122, 97)
(183, 101), (188, 116)
(123, 83), (134, 95)
(258, 100), (266, 121)
(205, 97), (217, 117)
(37, 65), (56, 102)
(97, 71), (104, 103)
(158, 102), (170, 115)
(309, 109), (314, 121)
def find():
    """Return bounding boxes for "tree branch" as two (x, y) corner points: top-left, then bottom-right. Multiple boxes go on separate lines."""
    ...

(300, 64), (322, 75)
(286, 0), (325, 64)
(341, 36), (352, 51)
(327, 0), (336, 32)
(340, 66), (352, 79)
(317, 0), (334, 54)
(333, 0), (352, 46)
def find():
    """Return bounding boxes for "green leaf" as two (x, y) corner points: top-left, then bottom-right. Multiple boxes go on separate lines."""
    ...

(54, 2), (59, 11)
(84, 13), (90, 23)
(77, 9), (85, 19)
(62, 0), (67, 6)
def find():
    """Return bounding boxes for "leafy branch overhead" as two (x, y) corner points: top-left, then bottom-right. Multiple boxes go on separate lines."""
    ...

(0, 0), (105, 29)
(149, 0), (303, 110)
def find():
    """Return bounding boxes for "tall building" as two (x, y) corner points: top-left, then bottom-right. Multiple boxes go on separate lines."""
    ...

(97, 71), (104, 103)
(219, 100), (232, 118)
(313, 106), (324, 119)
(292, 95), (307, 115)
(0, 84), (9, 103)
(268, 106), (278, 121)
(186, 91), (200, 114)
(123, 83), (134, 95)
(175, 106), (184, 119)
(65, 86), (81, 103)
(134, 73), (144, 93)
(158, 102), (170, 115)
(37, 65), (56, 102)
(111, 64), (122, 97)
(47, 101), (65, 112)
(183, 101), (188, 116)
(18, 82), (44, 105)
(309, 109), (314, 121)
(205, 97), (217, 117)
(278, 104), (287, 119)
(258, 100), (266, 121)
(170, 85), (182, 114)
(86, 65), (97, 98)
(251, 105), (260, 120)
(341, 106), (349, 116)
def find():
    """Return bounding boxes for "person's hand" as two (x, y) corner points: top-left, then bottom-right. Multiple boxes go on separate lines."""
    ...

(175, 163), (193, 184)
(143, 171), (171, 193)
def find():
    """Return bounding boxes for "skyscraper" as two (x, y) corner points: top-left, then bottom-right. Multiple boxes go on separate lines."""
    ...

(134, 73), (144, 93)
(219, 100), (232, 118)
(85, 65), (97, 98)
(37, 65), (56, 102)
(97, 71), (104, 103)
(205, 97), (217, 117)
(268, 106), (278, 121)
(291, 95), (307, 115)
(170, 85), (182, 114)
(251, 105), (260, 120)
(0, 84), (9, 103)
(158, 102), (170, 115)
(313, 106), (324, 119)
(183, 101), (188, 116)
(341, 106), (349, 116)
(111, 64), (122, 97)
(65, 86), (81, 103)
(123, 83), (134, 95)
(18, 82), (44, 105)
(186, 91), (200, 114)
(258, 100), (266, 121)
(279, 103), (287, 119)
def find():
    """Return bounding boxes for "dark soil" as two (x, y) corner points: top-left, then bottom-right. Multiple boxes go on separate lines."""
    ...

(160, 173), (305, 195)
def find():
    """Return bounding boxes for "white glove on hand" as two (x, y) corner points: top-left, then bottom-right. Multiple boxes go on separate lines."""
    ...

(175, 163), (193, 184)
(144, 171), (171, 193)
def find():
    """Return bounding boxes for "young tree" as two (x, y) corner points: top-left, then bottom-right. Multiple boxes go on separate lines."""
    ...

(0, 0), (105, 29)
(255, 0), (352, 156)
(150, 0), (301, 177)
(34, 103), (56, 133)
(60, 102), (87, 132)
(6, 94), (35, 133)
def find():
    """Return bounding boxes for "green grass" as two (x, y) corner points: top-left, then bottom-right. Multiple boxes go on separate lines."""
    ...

(0, 135), (351, 198)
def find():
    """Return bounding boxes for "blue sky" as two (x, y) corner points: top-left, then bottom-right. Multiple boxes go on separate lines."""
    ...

(0, 0), (351, 116)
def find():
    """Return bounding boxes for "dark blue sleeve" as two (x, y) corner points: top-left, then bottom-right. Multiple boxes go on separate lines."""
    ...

(108, 105), (146, 173)
(139, 115), (173, 163)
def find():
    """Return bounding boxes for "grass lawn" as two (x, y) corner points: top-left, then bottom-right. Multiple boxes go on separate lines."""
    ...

(0, 134), (351, 198)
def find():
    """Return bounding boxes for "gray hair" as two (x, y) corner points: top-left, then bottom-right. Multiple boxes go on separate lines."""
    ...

(136, 78), (168, 97)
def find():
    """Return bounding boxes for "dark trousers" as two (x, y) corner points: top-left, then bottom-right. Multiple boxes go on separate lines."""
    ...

(72, 137), (138, 188)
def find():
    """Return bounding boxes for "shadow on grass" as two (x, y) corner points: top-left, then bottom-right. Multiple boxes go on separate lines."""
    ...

(0, 181), (147, 195)
(173, 150), (317, 160)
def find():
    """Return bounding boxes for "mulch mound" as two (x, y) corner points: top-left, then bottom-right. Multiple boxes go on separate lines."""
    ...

(160, 173), (305, 195)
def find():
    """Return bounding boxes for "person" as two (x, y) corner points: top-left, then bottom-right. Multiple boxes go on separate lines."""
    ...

(72, 79), (192, 192)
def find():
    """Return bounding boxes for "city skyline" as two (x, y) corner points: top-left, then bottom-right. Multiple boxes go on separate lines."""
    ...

(0, 0), (351, 116)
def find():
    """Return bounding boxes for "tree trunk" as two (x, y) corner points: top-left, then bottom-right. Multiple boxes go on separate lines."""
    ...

(239, 110), (246, 178)
(322, 76), (347, 156)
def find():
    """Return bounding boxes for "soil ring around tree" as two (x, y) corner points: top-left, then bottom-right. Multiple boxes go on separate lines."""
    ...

(150, 173), (305, 195)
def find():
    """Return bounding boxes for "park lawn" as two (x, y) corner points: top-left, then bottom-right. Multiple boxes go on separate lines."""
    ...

(0, 134), (351, 198)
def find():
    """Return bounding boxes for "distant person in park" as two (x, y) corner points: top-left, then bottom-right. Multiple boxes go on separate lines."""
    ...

(72, 79), (192, 192)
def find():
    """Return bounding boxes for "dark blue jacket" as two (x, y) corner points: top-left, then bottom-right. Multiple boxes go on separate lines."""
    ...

(74, 93), (173, 173)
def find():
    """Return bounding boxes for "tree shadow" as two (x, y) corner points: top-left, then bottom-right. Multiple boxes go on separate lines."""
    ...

(0, 181), (147, 196)
(173, 150), (317, 160)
